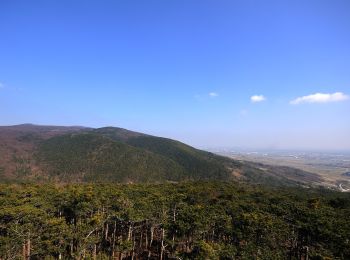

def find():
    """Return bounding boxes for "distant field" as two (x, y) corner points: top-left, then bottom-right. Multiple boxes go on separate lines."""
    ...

(210, 149), (350, 190)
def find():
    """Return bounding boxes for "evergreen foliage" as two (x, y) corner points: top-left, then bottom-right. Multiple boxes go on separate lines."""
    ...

(0, 182), (349, 259)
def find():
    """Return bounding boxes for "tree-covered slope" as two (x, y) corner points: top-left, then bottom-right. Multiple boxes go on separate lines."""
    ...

(0, 124), (325, 186)
(0, 124), (89, 180)
(36, 133), (188, 182)
(126, 136), (229, 179)
(35, 132), (232, 182)
(94, 127), (230, 180)
(93, 127), (324, 186)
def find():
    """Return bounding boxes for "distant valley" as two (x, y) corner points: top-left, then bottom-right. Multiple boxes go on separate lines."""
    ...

(209, 148), (350, 191)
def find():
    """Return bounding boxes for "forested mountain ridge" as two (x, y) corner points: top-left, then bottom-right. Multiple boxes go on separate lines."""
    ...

(0, 124), (324, 186)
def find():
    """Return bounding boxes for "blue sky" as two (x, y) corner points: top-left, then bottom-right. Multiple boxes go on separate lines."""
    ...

(1, 0), (349, 150)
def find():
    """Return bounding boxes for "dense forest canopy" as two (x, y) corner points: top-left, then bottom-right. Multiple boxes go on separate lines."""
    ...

(0, 182), (349, 259)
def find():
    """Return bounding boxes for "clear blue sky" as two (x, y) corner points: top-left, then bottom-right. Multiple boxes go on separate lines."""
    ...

(1, 0), (349, 150)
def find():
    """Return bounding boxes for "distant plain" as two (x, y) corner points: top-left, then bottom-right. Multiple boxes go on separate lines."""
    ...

(211, 149), (350, 190)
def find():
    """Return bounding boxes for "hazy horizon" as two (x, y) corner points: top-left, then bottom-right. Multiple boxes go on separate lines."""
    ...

(1, 0), (349, 151)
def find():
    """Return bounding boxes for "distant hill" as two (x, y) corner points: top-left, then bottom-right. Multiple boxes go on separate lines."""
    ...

(0, 124), (324, 186)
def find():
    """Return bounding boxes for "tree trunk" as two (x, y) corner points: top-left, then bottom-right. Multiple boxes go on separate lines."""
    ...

(132, 235), (136, 260)
(26, 237), (30, 260)
(305, 246), (309, 260)
(140, 230), (143, 248)
(160, 228), (165, 260)
(70, 241), (74, 256)
(145, 225), (148, 249)
(172, 205), (176, 249)
(22, 242), (26, 260)
(127, 224), (132, 241)
(150, 226), (154, 248)
(112, 221), (117, 257)
(105, 223), (109, 241)
(93, 244), (97, 260)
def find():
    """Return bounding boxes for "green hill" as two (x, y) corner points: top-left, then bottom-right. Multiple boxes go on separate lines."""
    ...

(94, 127), (230, 180)
(36, 129), (231, 182)
(0, 124), (324, 186)
(37, 133), (186, 182)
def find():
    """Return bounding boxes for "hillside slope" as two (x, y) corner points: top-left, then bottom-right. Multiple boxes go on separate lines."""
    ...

(94, 127), (230, 180)
(0, 124), (88, 180)
(37, 133), (187, 182)
(0, 124), (324, 186)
